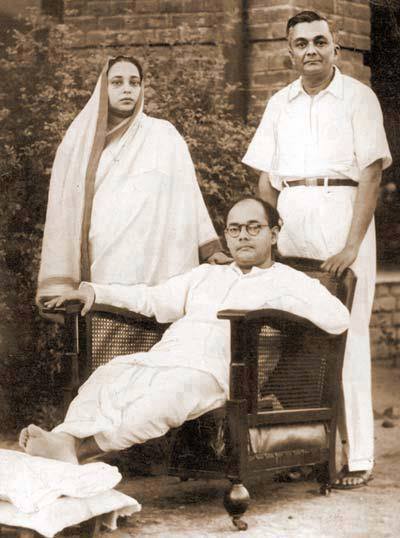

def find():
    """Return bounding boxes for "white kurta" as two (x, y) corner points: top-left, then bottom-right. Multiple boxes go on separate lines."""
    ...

(54, 263), (349, 452)
(243, 67), (392, 472)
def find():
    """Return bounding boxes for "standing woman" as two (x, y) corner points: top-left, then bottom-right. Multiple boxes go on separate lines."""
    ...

(37, 56), (225, 311)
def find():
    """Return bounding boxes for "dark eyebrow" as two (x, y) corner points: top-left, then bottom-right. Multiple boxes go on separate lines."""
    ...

(293, 35), (328, 43)
(110, 75), (141, 80)
(227, 220), (264, 226)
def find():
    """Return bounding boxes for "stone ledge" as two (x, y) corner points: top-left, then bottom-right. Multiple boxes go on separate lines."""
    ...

(376, 270), (400, 284)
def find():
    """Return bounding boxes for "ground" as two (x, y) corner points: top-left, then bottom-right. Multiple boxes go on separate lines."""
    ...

(1, 362), (399, 537)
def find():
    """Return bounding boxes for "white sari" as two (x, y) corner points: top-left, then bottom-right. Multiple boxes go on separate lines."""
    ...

(37, 59), (220, 301)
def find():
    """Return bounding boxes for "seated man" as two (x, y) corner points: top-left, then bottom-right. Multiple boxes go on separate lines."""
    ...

(19, 197), (350, 464)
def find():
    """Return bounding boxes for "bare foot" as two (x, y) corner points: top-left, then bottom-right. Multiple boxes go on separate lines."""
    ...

(18, 427), (29, 449)
(19, 424), (79, 464)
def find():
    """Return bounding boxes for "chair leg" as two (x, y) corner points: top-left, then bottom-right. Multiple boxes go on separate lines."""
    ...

(315, 462), (332, 496)
(223, 481), (250, 531)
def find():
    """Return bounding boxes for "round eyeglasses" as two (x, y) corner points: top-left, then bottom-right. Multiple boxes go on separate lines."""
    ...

(225, 223), (269, 238)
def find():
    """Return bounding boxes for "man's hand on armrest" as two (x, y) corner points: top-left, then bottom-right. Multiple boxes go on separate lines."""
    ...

(43, 283), (95, 316)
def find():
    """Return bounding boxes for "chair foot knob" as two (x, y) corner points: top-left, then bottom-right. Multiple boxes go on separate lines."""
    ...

(319, 484), (331, 496)
(224, 483), (250, 530)
(233, 517), (248, 531)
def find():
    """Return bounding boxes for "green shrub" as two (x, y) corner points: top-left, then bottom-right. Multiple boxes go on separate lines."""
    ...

(0, 14), (256, 430)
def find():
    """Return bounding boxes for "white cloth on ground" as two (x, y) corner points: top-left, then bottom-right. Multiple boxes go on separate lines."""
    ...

(0, 449), (121, 513)
(54, 262), (349, 451)
(0, 490), (140, 538)
(242, 67), (391, 471)
(0, 448), (141, 538)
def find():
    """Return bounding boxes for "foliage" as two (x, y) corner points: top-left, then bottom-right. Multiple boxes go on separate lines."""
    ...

(0, 13), (256, 430)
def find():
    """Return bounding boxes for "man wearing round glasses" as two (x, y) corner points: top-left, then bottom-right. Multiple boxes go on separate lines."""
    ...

(19, 198), (349, 465)
(224, 203), (278, 273)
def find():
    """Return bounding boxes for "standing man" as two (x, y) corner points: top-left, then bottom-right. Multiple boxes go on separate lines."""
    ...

(242, 11), (392, 489)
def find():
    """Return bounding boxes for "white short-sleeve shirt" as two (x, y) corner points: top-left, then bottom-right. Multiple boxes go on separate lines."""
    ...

(242, 67), (392, 190)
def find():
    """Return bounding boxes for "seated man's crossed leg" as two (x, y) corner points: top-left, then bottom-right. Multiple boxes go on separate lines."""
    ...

(19, 360), (225, 464)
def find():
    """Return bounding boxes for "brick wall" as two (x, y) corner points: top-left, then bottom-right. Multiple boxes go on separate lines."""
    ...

(61, 0), (372, 116)
(64, 0), (225, 49)
(246, 0), (371, 114)
(371, 279), (400, 362)
(62, 0), (233, 110)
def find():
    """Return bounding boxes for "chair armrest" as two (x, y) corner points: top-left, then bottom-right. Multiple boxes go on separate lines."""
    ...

(42, 302), (157, 324)
(218, 308), (333, 336)
(41, 302), (82, 315)
(221, 307), (343, 415)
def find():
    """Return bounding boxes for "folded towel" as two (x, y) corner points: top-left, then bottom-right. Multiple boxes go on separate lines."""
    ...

(0, 490), (141, 538)
(0, 449), (122, 513)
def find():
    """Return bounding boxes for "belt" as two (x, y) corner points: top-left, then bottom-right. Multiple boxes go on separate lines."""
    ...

(283, 178), (358, 188)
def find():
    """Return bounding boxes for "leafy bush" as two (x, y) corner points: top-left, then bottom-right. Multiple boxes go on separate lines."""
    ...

(0, 14), (256, 430)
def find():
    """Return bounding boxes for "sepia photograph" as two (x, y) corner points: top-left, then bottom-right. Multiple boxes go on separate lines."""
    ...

(0, 1), (399, 536)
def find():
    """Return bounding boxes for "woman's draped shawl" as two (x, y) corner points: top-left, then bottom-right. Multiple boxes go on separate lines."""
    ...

(37, 61), (220, 302)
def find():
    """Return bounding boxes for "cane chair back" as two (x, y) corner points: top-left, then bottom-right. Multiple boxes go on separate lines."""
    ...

(87, 309), (168, 373)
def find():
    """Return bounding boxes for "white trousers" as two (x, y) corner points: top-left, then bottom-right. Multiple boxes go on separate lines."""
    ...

(54, 357), (226, 452)
(277, 186), (375, 471)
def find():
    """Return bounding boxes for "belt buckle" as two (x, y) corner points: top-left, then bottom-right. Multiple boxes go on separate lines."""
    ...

(305, 178), (318, 187)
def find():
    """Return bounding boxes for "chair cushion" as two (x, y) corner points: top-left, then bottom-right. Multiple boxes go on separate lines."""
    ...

(249, 423), (327, 454)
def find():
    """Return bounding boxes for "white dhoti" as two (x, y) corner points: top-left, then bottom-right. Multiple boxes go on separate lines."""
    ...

(53, 356), (225, 452)
(277, 186), (375, 471)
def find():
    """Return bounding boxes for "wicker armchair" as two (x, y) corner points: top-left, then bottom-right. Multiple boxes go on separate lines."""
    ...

(53, 257), (356, 531)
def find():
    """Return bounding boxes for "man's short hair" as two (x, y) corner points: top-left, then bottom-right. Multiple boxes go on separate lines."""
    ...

(286, 10), (328, 36)
(286, 10), (338, 46)
(227, 197), (280, 228)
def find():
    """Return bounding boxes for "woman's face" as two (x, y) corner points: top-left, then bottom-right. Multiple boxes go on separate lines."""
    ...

(107, 61), (141, 116)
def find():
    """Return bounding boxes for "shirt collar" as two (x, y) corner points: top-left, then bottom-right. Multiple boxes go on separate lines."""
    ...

(288, 65), (344, 101)
(230, 262), (276, 277)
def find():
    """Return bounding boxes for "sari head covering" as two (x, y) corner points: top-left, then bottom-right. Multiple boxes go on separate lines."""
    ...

(37, 57), (220, 306)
